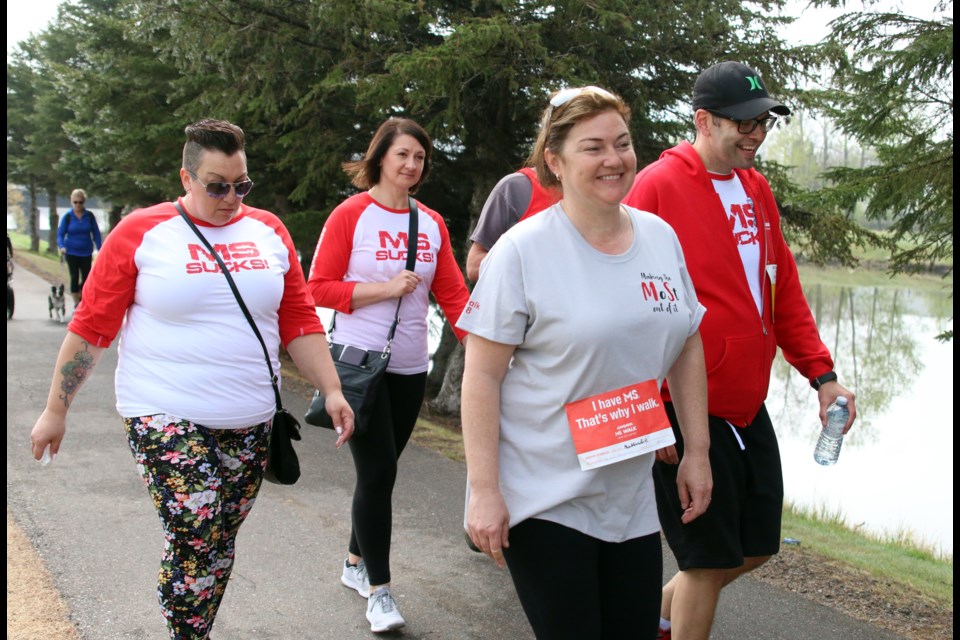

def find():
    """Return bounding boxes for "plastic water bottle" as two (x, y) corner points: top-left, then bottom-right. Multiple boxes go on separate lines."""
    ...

(814, 396), (849, 466)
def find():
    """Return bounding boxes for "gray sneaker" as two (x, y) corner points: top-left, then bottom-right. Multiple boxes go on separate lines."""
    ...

(366, 587), (405, 633)
(340, 559), (370, 598)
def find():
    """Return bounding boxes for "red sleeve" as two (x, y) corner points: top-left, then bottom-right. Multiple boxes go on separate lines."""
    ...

(755, 178), (834, 378)
(307, 199), (361, 313)
(425, 208), (470, 343)
(67, 207), (158, 347)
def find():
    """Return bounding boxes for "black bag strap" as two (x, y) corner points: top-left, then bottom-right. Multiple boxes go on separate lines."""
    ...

(174, 200), (285, 413)
(329, 196), (419, 353)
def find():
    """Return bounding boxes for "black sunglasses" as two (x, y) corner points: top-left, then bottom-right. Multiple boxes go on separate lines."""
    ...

(710, 111), (779, 134)
(188, 170), (254, 199)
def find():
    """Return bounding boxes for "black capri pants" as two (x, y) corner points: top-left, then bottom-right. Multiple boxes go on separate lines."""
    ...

(64, 253), (93, 295)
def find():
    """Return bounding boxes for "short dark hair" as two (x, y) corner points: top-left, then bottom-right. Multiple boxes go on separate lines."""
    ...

(343, 118), (432, 193)
(182, 119), (246, 173)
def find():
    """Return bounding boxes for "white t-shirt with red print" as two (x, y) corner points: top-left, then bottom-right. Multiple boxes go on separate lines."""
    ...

(308, 192), (469, 375)
(710, 171), (762, 314)
(68, 199), (325, 428)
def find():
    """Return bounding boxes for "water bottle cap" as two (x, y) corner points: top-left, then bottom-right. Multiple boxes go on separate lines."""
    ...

(835, 396), (848, 406)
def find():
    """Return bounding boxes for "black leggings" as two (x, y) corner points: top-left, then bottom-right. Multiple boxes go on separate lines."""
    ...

(64, 253), (93, 295)
(347, 371), (427, 586)
(504, 519), (662, 640)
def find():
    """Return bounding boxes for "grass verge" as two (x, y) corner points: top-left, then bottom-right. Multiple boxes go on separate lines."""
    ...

(782, 503), (952, 604)
(9, 235), (64, 283)
(9, 231), (58, 255)
(796, 261), (952, 292)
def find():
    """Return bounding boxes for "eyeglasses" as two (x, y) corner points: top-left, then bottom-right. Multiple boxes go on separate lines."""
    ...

(188, 170), (254, 199)
(72, 201), (85, 205)
(710, 111), (779, 134)
(549, 85), (618, 110)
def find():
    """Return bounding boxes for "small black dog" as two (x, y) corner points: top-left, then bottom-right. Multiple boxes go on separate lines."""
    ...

(48, 284), (66, 323)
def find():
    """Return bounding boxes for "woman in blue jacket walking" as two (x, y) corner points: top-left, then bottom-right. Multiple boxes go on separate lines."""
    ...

(57, 188), (102, 308)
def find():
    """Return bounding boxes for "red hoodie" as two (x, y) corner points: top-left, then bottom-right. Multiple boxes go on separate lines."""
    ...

(624, 141), (833, 426)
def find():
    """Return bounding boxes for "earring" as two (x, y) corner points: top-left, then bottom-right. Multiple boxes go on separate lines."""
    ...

(555, 173), (561, 181)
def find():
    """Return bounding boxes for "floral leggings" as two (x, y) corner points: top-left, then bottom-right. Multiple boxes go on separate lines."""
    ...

(124, 415), (271, 640)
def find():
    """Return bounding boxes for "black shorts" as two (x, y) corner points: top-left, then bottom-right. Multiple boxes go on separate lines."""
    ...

(653, 402), (783, 570)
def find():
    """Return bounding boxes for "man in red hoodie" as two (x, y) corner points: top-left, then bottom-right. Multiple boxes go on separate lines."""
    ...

(624, 62), (857, 640)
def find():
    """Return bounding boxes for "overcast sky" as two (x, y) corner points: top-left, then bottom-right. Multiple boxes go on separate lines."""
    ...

(6, 0), (63, 58)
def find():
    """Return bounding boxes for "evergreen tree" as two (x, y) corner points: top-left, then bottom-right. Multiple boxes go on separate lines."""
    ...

(7, 52), (44, 251)
(7, 36), (73, 251)
(52, 0), (188, 227)
(809, 1), (953, 287)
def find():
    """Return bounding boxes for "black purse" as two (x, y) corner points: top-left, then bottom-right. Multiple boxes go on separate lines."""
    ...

(304, 197), (419, 436)
(264, 408), (302, 485)
(175, 202), (301, 485)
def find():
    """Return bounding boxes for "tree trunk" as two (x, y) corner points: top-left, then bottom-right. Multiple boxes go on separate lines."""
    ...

(428, 341), (464, 416)
(46, 188), (59, 254)
(109, 204), (123, 232)
(28, 181), (39, 253)
(426, 174), (497, 415)
(426, 320), (458, 396)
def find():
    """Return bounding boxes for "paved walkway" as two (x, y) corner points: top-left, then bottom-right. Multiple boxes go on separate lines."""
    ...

(6, 263), (904, 639)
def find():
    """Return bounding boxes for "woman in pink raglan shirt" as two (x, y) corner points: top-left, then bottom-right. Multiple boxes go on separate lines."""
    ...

(308, 117), (469, 634)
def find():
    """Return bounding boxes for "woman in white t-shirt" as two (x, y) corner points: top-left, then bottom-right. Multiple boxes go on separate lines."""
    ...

(458, 87), (713, 640)
(29, 119), (354, 640)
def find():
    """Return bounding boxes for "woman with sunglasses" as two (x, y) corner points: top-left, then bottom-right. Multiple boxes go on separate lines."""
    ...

(56, 188), (103, 310)
(458, 87), (713, 639)
(308, 117), (470, 633)
(29, 118), (354, 640)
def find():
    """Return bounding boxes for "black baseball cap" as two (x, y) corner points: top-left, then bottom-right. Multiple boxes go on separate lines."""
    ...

(693, 62), (790, 119)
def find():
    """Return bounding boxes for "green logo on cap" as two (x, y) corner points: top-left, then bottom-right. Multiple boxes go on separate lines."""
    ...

(747, 76), (763, 91)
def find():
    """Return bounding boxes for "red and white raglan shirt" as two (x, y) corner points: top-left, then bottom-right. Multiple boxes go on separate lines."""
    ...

(68, 198), (325, 428)
(307, 192), (469, 374)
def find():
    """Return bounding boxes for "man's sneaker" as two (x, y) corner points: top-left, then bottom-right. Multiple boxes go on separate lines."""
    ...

(366, 587), (406, 633)
(657, 628), (672, 640)
(340, 559), (370, 598)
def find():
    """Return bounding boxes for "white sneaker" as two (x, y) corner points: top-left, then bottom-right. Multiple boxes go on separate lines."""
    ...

(340, 559), (370, 598)
(366, 587), (405, 633)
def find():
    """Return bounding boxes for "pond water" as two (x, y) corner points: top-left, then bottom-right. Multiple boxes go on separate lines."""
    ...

(766, 282), (953, 557)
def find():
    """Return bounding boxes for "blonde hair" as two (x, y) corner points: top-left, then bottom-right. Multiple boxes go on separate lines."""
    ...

(526, 86), (631, 189)
(70, 189), (87, 202)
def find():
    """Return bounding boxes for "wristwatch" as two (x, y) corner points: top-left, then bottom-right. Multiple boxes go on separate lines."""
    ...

(810, 371), (838, 390)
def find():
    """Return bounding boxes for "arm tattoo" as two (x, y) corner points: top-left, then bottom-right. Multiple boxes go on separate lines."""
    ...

(59, 342), (95, 408)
